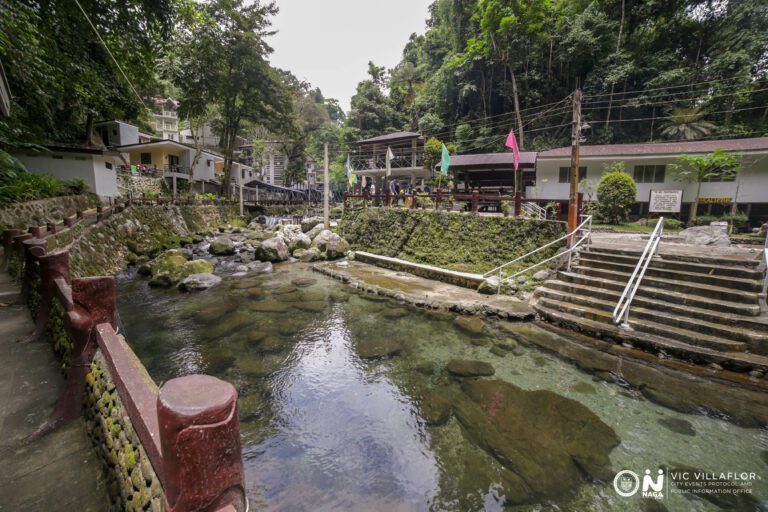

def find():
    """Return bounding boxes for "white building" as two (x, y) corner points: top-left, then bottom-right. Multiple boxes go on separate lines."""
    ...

(534, 138), (768, 220)
(148, 97), (180, 142)
(14, 145), (121, 198)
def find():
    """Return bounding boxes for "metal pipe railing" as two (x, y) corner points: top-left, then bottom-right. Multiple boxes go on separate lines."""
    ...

(612, 217), (665, 327)
(761, 233), (768, 313)
(484, 215), (592, 293)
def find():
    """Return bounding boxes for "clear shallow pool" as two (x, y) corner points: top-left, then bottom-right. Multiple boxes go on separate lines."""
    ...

(116, 264), (768, 511)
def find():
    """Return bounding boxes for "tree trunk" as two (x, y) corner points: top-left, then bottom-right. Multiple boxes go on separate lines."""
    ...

(84, 113), (94, 146)
(689, 182), (702, 224)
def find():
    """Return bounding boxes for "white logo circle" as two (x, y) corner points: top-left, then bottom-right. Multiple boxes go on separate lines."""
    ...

(613, 470), (640, 497)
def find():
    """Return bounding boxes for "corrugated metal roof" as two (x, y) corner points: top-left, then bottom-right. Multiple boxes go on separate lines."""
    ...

(538, 137), (768, 158)
(358, 131), (423, 144)
(449, 152), (537, 169)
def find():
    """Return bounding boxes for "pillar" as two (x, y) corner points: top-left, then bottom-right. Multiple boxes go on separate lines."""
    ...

(158, 375), (245, 512)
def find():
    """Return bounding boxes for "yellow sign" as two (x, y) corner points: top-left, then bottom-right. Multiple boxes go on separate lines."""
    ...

(699, 197), (732, 204)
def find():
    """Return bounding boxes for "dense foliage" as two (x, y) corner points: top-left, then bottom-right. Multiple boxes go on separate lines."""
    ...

(0, 150), (91, 205)
(596, 167), (637, 224)
(671, 148), (742, 223)
(347, 0), (768, 152)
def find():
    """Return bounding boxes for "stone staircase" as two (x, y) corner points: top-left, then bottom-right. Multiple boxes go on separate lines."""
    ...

(531, 241), (768, 374)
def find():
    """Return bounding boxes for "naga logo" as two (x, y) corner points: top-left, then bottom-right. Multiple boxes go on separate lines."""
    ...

(614, 469), (665, 499)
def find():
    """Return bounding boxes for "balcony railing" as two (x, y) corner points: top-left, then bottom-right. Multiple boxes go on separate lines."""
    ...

(351, 149), (424, 172)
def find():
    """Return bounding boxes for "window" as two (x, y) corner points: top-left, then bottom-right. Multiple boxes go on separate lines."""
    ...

(140, 152), (152, 164)
(633, 165), (666, 183)
(559, 166), (587, 183)
(105, 162), (113, 170)
(705, 171), (737, 182)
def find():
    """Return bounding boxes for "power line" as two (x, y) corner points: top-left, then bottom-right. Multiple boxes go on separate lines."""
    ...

(582, 76), (753, 99)
(73, 0), (147, 110)
(583, 86), (768, 109)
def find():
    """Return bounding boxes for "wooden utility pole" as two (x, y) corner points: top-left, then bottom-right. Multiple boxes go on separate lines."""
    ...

(323, 143), (330, 229)
(568, 88), (582, 237)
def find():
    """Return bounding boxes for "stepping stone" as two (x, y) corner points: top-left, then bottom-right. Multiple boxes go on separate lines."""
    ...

(446, 359), (495, 378)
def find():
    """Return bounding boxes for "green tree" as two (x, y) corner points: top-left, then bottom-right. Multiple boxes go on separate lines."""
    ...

(596, 164), (637, 224)
(671, 149), (741, 224)
(660, 107), (717, 141)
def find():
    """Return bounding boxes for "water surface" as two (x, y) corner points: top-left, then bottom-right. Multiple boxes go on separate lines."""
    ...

(116, 264), (768, 511)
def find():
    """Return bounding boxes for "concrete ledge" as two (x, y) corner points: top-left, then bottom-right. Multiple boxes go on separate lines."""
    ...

(354, 251), (485, 289)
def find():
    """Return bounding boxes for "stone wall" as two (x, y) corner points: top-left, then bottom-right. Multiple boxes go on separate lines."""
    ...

(117, 175), (165, 197)
(339, 209), (567, 274)
(0, 195), (100, 231)
(85, 350), (164, 512)
(48, 204), (242, 278)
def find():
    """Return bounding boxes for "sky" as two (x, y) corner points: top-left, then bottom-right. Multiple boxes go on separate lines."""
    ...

(268, 0), (434, 112)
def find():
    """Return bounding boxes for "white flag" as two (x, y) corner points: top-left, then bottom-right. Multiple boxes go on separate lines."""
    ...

(386, 146), (394, 178)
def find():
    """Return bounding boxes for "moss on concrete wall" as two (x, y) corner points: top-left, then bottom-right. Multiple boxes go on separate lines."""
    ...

(46, 296), (72, 372)
(0, 195), (100, 231)
(61, 205), (241, 278)
(339, 209), (567, 274)
(85, 350), (163, 512)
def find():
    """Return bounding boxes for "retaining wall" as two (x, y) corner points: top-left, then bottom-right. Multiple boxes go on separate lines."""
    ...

(3, 201), (248, 512)
(0, 194), (100, 231)
(338, 208), (567, 275)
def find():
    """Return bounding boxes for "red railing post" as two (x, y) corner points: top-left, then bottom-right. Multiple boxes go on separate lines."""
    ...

(386, 189), (392, 207)
(2, 228), (20, 270)
(158, 375), (245, 512)
(435, 189), (442, 210)
(471, 191), (479, 215)
(556, 202), (563, 221)
(514, 192), (522, 217)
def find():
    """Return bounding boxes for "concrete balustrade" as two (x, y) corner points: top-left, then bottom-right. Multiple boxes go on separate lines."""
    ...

(4, 220), (247, 512)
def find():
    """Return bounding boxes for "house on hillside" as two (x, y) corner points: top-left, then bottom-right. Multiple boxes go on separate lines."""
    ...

(351, 132), (427, 189)
(116, 139), (224, 185)
(534, 137), (768, 222)
(13, 145), (121, 197)
(147, 97), (180, 142)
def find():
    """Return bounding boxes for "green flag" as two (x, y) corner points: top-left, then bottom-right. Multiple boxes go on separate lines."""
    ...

(440, 143), (451, 176)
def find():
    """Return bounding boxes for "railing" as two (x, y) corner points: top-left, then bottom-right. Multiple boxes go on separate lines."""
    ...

(118, 164), (162, 178)
(759, 231), (768, 313)
(351, 149), (424, 172)
(483, 215), (593, 293)
(612, 216), (665, 327)
(522, 201), (547, 220)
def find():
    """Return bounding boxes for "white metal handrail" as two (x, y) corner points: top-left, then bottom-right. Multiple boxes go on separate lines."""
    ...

(612, 217), (665, 327)
(522, 202), (547, 220)
(484, 215), (593, 292)
(761, 234), (768, 313)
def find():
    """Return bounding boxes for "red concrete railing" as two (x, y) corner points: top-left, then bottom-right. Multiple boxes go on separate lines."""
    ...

(3, 222), (247, 511)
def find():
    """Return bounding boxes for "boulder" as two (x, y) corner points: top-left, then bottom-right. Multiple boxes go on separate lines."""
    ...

(311, 229), (334, 249)
(149, 249), (188, 282)
(533, 269), (550, 281)
(312, 230), (349, 260)
(299, 247), (324, 262)
(301, 217), (323, 233)
(679, 225), (731, 247)
(292, 233), (312, 251)
(452, 379), (619, 505)
(209, 237), (236, 255)
(182, 259), (214, 275)
(255, 237), (290, 262)
(305, 223), (325, 241)
(446, 359), (495, 378)
(418, 389), (453, 426)
(178, 273), (222, 291)
(246, 261), (273, 274)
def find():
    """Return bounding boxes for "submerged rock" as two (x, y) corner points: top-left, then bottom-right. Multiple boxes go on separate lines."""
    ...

(355, 337), (403, 360)
(418, 389), (453, 426)
(194, 299), (238, 322)
(657, 417), (696, 436)
(178, 273), (222, 291)
(453, 379), (619, 505)
(569, 381), (598, 395)
(250, 299), (290, 313)
(291, 277), (317, 288)
(454, 316), (485, 335)
(446, 359), (495, 378)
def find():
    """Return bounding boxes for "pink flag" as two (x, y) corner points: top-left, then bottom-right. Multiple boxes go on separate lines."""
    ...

(505, 129), (520, 172)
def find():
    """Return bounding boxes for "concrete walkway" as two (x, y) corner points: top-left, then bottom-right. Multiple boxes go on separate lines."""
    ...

(0, 272), (108, 511)
(314, 260), (533, 319)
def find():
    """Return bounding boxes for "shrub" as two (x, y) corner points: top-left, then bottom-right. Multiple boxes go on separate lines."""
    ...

(63, 178), (90, 195)
(596, 168), (637, 224)
(690, 212), (748, 231)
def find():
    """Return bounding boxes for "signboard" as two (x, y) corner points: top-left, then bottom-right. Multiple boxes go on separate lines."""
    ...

(649, 189), (682, 213)
(699, 197), (732, 204)
(710, 221), (729, 232)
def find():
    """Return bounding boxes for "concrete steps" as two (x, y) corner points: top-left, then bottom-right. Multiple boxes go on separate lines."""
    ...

(532, 244), (768, 372)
